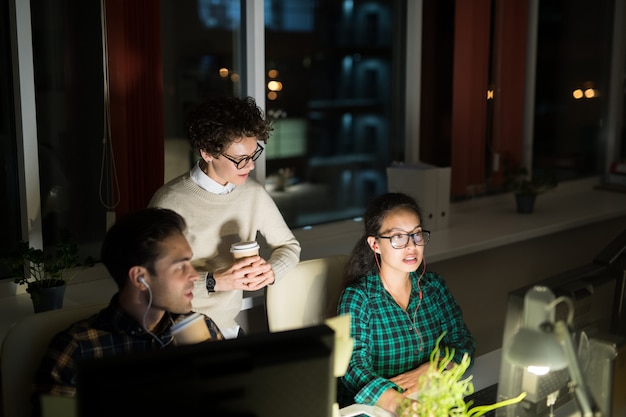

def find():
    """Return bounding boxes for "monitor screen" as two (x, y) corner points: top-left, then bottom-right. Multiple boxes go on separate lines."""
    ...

(595, 228), (626, 337)
(594, 228), (626, 267)
(76, 324), (336, 417)
(495, 262), (617, 417)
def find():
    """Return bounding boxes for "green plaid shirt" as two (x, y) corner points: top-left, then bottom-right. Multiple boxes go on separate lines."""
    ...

(337, 269), (476, 407)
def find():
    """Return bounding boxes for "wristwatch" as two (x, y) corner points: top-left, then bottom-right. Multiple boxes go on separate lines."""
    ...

(206, 272), (216, 293)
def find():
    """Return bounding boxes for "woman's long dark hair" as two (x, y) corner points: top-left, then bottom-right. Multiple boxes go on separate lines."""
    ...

(342, 192), (424, 288)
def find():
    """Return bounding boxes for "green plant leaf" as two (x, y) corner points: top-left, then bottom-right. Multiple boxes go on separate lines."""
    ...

(2, 231), (92, 286)
(397, 332), (526, 417)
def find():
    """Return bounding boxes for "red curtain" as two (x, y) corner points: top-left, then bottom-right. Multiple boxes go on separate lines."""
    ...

(450, 0), (528, 197)
(105, 0), (164, 218)
(450, 0), (492, 197)
(491, 0), (529, 180)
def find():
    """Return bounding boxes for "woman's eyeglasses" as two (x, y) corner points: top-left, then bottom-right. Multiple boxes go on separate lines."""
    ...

(375, 230), (431, 249)
(221, 144), (264, 169)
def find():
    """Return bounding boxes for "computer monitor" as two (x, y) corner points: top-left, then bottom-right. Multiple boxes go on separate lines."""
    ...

(594, 228), (626, 267)
(495, 262), (617, 417)
(595, 228), (626, 337)
(76, 324), (336, 417)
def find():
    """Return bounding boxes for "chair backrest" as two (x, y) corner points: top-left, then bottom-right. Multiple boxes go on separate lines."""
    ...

(266, 254), (348, 332)
(1, 304), (104, 417)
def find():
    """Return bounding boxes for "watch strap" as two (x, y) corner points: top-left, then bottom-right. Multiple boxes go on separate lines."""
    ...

(206, 272), (216, 293)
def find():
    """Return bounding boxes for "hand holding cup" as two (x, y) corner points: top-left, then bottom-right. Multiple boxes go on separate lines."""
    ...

(170, 312), (211, 346)
(230, 241), (274, 289)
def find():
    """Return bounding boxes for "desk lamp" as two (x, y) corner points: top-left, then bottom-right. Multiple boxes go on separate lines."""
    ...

(504, 285), (600, 417)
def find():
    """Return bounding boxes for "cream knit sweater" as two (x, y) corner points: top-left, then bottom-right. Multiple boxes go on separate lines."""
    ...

(148, 172), (301, 331)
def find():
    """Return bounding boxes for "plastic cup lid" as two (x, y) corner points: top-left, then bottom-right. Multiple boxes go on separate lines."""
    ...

(230, 241), (260, 252)
(170, 312), (204, 333)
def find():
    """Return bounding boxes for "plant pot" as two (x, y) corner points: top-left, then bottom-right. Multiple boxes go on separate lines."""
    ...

(28, 279), (66, 313)
(515, 193), (536, 214)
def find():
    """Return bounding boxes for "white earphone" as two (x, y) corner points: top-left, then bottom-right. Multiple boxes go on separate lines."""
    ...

(137, 275), (170, 347)
(139, 276), (150, 289)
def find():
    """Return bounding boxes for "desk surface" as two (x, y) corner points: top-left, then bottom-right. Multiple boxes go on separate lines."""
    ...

(339, 348), (584, 417)
(339, 349), (502, 417)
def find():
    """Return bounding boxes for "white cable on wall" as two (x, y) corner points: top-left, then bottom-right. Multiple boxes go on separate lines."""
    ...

(98, 0), (120, 229)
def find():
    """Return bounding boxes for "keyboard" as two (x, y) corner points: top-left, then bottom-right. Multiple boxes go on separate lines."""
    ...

(465, 383), (499, 417)
(339, 383), (501, 417)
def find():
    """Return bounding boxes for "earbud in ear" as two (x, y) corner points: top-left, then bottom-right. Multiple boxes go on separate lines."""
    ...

(139, 276), (150, 289)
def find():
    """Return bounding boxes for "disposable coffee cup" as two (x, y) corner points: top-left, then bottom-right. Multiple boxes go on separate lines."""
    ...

(170, 312), (211, 346)
(230, 241), (260, 259)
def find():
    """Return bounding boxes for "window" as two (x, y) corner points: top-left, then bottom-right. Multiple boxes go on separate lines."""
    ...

(532, 0), (618, 180)
(161, 0), (241, 143)
(0, 0), (20, 278)
(29, 0), (107, 251)
(3, 0), (625, 280)
(263, 0), (403, 227)
(161, 0), (405, 228)
(2, 0), (107, 280)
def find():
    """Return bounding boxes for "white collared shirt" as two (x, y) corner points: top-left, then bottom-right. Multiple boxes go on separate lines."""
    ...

(190, 161), (235, 195)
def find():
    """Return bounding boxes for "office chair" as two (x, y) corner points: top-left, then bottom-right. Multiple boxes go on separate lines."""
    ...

(265, 254), (348, 332)
(1, 304), (104, 417)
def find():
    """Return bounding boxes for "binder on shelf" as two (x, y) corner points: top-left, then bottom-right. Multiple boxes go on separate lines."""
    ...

(386, 162), (451, 231)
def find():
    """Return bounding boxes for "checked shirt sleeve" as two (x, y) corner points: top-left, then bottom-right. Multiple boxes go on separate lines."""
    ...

(428, 273), (476, 365)
(338, 286), (399, 405)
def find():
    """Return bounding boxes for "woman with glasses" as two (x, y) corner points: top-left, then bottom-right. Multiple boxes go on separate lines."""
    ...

(337, 192), (475, 414)
(149, 96), (300, 339)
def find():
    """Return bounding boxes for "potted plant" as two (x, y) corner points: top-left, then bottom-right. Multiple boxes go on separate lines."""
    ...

(503, 167), (558, 214)
(398, 333), (526, 417)
(3, 231), (94, 313)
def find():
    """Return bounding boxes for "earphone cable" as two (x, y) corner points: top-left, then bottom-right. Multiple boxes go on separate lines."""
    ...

(142, 286), (172, 348)
(412, 257), (426, 351)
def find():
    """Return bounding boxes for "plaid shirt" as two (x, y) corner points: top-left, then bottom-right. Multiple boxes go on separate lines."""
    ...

(337, 269), (476, 407)
(35, 294), (223, 400)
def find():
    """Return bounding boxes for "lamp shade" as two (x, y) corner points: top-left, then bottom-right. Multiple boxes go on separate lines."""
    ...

(505, 326), (568, 374)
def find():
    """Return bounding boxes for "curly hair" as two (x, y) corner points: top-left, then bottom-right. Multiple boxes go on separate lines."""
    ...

(343, 192), (424, 287)
(186, 96), (273, 157)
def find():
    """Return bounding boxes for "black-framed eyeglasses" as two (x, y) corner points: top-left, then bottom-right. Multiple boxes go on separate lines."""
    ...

(375, 230), (431, 249)
(221, 143), (264, 169)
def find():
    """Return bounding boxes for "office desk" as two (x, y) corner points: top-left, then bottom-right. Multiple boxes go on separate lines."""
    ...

(339, 348), (585, 417)
(339, 349), (502, 417)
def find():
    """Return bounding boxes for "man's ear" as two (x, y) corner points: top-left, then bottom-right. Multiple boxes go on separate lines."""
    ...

(129, 266), (148, 290)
